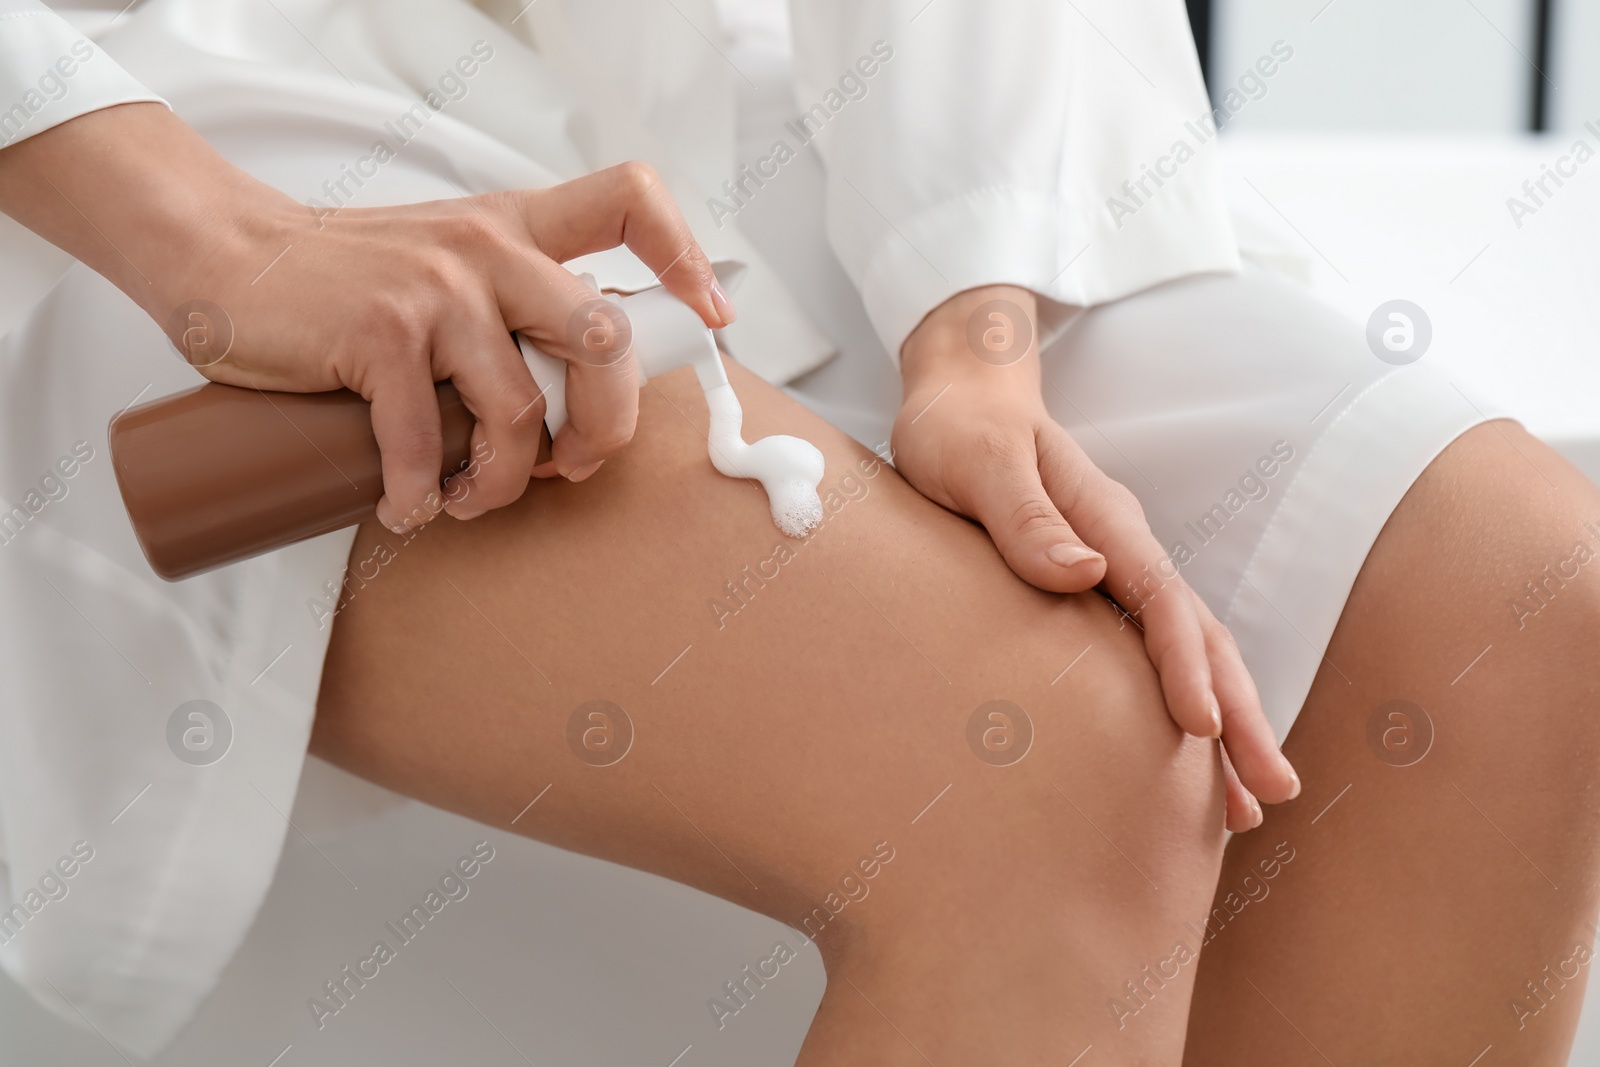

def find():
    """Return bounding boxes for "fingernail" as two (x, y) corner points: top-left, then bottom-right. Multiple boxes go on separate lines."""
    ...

(1286, 766), (1302, 800)
(1047, 542), (1099, 567)
(452, 505), (485, 521)
(1251, 797), (1264, 828)
(709, 281), (736, 327)
(566, 460), (603, 483)
(1206, 694), (1223, 737)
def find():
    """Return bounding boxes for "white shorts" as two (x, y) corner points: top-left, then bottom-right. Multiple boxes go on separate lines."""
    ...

(782, 264), (1507, 742)
(1036, 267), (1507, 740)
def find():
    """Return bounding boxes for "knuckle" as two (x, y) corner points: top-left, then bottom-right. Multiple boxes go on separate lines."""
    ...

(1095, 474), (1145, 521)
(364, 296), (432, 352)
(438, 210), (500, 252)
(501, 387), (546, 430)
(682, 254), (717, 291)
(659, 245), (715, 290)
(390, 423), (444, 466)
(564, 298), (633, 366)
(584, 419), (636, 456)
(1007, 494), (1067, 538)
(613, 159), (662, 200)
(1213, 624), (1242, 656)
(1120, 487), (1147, 521)
(417, 250), (468, 297)
(480, 390), (545, 437)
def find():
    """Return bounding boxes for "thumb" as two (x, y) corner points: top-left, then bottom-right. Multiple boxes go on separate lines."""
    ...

(958, 438), (1106, 593)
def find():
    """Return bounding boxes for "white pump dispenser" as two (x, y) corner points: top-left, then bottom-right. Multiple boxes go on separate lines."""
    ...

(517, 280), (826, 538)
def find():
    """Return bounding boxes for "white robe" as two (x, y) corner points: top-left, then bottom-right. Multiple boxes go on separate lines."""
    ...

(0, 0), (1242, 1053)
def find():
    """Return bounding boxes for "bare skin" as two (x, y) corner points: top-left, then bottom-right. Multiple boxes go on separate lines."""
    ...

(314, 358), (1229, 1065)
(0, 107), (1291, 824)
(896, 284), (1298, 830)
(9, 92), (1599, 1067)
(313, 361), (1600, 1063)
(1184, 421), (1600, 1065)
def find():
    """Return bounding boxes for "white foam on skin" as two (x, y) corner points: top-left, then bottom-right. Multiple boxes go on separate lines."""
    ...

(518, 287), (825, 537)
(690, 335), (825, 538)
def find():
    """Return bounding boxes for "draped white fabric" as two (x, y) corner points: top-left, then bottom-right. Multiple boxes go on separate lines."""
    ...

(0, 0), (1243, 1053)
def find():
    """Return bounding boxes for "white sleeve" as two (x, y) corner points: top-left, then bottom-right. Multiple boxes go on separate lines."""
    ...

(0, 0), (166, 150)
(789, 0), (1242, 363)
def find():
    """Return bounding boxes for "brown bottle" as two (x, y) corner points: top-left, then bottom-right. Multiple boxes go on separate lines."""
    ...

(108, 382), (546, 581)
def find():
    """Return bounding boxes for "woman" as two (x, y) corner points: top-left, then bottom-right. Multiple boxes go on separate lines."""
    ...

(2, 0), (1598, 1063)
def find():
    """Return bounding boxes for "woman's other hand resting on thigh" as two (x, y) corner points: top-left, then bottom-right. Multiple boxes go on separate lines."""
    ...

(0, 102), (733, 532)
(894, 285), (1299, 831)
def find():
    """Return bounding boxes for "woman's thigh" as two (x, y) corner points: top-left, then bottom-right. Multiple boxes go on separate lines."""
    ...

(311, 357), (1227, 1059)
(1185, 422), (1600, 1065)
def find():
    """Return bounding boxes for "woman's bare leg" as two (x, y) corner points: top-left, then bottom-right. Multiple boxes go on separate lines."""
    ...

(313, 359), (1226, 1065)
(1186, 422), (1600, 1065)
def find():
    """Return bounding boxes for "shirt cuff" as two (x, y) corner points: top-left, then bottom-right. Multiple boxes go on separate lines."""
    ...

(851, 182), (1243, 366)
(0, 1), (167, 150)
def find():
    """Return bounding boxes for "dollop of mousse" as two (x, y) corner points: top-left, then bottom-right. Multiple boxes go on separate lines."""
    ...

(702, 382), (825, 537)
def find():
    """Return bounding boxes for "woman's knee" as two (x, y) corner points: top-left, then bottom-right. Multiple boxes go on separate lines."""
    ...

(790, 613), (1226, 967)
(780, 639), (1226, 1067)
(1049, 628), (1229, 884)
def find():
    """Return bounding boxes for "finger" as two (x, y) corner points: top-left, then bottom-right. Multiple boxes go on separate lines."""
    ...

(1037, 426), (1219, 739)
(431, 309), (545, 519)
(1220, 745), (1262, 832)
(483, 238), (643, 477)
(367, 366), (446, 533)
(951, 430), (1107, 593)
(552, 346), (640, 476)
(1119, 552), (1219, 740)
(1198, 597), (1301, 804)
(517, 162), (732, 328)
